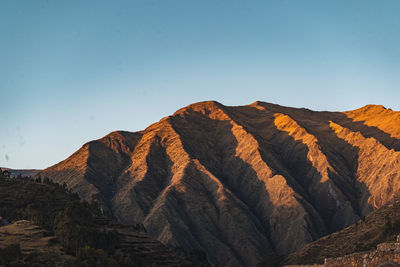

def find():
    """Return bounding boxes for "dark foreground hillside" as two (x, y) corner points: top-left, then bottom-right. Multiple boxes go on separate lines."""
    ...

(284, 198), (400, 265)
(0, 175), (193, 266)
(0, 220), (75, 266)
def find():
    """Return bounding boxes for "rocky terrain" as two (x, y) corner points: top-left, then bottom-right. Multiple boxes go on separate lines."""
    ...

(284, 198), (400, 265)
(40, 101), (400, 265)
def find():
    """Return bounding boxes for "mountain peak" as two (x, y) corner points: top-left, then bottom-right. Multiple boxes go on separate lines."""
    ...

(173, 100), (223, 114)
(40, 101), (400, 266)
(351, 104), (389, 113)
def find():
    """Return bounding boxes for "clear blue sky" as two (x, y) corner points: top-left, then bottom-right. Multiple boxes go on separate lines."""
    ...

(1, 0), (400, 169)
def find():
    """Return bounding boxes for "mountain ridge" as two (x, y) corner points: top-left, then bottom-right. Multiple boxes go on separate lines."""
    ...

(40, 101), (400, 266)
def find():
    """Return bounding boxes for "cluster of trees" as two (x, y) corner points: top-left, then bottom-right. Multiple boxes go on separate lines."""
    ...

(53, 200), (120, 255)
(73, 246), (134, 267)
(173, 246), (210, 266)
(256, 253), (283, 267)
(0, 175), (81, 229)
(0, 176), (136, 266)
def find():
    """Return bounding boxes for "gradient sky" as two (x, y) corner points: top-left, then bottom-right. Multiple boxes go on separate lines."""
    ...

(1, 0), (400, 169)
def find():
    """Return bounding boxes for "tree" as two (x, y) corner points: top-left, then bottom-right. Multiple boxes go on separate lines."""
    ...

(384, 215), (393, 236)
(0, 243), (22, 265)
(256, 253), (282, 267)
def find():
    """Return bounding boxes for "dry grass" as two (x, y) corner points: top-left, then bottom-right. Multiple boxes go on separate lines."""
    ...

(0, 220), (74, 265)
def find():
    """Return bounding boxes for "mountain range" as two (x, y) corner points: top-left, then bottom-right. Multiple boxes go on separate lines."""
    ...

(39, 101), (400, 266)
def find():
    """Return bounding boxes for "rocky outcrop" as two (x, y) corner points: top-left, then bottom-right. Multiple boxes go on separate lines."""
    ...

(323, 235), (400, 267)
(40, 101), (400, 266)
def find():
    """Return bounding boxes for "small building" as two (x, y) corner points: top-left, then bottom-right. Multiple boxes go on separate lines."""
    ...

(1, 169), (11, 178)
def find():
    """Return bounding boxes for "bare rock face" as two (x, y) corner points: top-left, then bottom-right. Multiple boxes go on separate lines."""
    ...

(40, 101), (400, 266)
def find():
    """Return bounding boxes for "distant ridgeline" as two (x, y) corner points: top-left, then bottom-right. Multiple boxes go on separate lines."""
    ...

(0, 167), (41, 178)
(0, 168), (11, 178)
(0, 173), (208, 266)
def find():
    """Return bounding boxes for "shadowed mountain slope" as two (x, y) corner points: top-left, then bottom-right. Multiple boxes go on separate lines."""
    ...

(40, 101), (400, 266)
